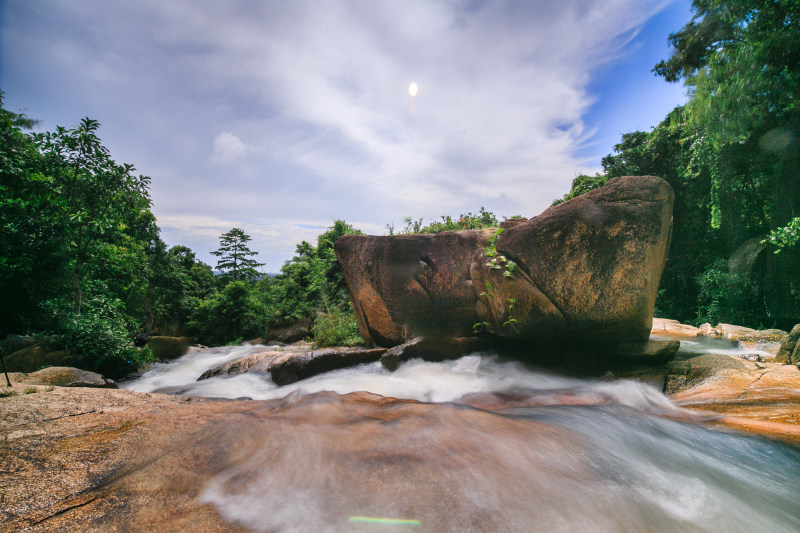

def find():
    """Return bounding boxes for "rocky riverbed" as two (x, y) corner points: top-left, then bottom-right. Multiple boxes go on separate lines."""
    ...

(2, 319), (800, 532)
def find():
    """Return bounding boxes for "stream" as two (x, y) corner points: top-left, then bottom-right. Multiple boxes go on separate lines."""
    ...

(122, 342), (800, 532)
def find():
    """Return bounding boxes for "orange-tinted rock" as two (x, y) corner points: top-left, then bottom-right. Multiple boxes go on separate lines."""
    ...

(651, 318), (701, 337)
(668, 358), (800, 444)
(0, 388), (589, 532)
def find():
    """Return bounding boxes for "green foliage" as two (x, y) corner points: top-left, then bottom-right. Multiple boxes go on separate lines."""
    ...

(263, 220), (363, 326)
(555, 93), (799, 327)
(35, 117), (153, 315)
(23, 387), (37, 394)
(695, 259), (769, 327)
(148, 242), (217, 335)
(552, 174), (609, 205)
(0, 389), (18, 398)
(766, 217), (800, 252)
(211, 228), (264, 282)
(311, 306), (363, 347)
(0, 95), (163, 375)
(388, 208), (498, 235)
(0, 92), (63, 335)
(43, 288), (154, 377)
(188, 281), (265, 346)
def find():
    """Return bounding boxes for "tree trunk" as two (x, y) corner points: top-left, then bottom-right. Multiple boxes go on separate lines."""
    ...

(72, 257), (83, 315)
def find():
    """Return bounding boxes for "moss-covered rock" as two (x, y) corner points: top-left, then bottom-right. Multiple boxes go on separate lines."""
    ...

(147, 336), (190, 360)
(2, 340), (86, 372)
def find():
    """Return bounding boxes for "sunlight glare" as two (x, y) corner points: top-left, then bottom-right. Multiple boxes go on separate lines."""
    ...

(408, 82), (418, 97)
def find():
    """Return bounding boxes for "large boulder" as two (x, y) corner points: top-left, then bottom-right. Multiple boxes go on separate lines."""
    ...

(1, 340), (86, 372)
(776, 324), (800, 364)
(335, 176), (674, 348)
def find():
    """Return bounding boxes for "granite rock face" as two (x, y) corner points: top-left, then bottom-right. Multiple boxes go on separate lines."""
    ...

(776, 324), (800, 364)
(336, 176), (674, 348)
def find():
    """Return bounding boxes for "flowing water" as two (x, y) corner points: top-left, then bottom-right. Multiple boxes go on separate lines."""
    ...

(122, 343), (800, 532)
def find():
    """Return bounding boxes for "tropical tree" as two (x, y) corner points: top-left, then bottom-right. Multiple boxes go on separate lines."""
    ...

(211, 227), (264, 282)
(35, 117), (153, 315)
(653, 0), (800, 326)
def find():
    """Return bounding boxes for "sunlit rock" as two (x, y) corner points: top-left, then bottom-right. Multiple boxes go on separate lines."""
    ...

(336, 176), (674, 350)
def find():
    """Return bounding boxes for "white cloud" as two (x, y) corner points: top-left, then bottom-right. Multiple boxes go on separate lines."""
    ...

(213, 132), (248, 161)
(4, 0), (678, 265)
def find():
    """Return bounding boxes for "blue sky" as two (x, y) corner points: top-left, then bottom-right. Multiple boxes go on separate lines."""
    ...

(1, 0), (692, 271)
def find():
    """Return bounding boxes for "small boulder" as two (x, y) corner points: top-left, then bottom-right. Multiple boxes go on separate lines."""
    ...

(198, 350), (283, 380)
(664, 354), (756, 394)
(12, 366), (117, 388)
(650, 318), (701, 337)
(198, 345), (387, 385)
(267, 318), (311, 344)
(147, 336), (191, 360)
(699, 323), (787, 343)
(0, 336), (40, 355)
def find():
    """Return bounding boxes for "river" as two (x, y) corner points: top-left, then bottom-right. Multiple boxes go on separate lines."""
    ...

(121, 343), (800, 532)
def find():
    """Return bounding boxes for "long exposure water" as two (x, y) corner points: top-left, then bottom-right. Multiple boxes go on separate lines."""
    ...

(123, 343), (800, 532)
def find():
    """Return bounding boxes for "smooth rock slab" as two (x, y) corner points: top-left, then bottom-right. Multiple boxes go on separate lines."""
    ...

(668, 359), (800, 443)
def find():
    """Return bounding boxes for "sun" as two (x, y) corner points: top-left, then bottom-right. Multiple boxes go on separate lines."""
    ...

(408, 82), (418, 97)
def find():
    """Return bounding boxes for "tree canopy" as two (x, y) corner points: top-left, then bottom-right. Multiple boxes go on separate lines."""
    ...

(211, 227), (264, 282)
(555, 0), (800, 328)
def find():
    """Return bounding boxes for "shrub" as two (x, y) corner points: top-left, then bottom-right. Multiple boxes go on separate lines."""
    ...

(388, 208), (498, 235)
(188, 281), (265, 346)
(695, 259), (769, 328)
(312, 307), (363, 347)
(42, 293), (154, 378)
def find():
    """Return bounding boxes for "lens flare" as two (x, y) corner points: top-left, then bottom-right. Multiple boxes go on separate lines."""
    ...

(350, 516), (421, 527)
(408, 82), (418, 97)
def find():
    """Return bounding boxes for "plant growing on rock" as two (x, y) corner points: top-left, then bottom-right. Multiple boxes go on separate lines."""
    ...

(475, 228), (519, 334)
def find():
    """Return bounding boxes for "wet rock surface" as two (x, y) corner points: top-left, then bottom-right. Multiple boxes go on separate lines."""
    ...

(198, 343), (387, 385)
(657, 320), (800, 443)
(2, 381), (799, 532)
(380, 337), (490, 371)
(3, 320), (800, 532)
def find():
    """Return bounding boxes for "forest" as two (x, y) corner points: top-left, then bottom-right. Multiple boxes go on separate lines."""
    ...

(1, 0), (798, 376)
